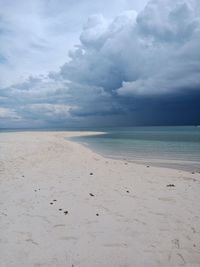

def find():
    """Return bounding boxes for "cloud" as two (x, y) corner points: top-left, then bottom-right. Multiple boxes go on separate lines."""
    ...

(0, 0), (200, 127)
(21, 103), (75, 122)
(0, 0), (147, 87)
(118, 0), (200, 96)
(61, 0), (200, 97)
(0, 107), (21, 120)
(137, 0), (199, 42)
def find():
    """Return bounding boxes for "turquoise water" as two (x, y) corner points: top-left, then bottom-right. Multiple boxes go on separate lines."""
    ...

(71, 126), (200, 162)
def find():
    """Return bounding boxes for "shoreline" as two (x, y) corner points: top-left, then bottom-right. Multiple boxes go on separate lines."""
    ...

(1, 128), (200, 173)
(0, 131), (200, 267)
(68, 136), (200, 173)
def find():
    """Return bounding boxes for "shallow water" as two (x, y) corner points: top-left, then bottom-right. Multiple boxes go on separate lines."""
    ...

(71, 126), (200, 163)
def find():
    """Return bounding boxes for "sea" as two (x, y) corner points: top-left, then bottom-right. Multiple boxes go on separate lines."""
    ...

(70, 126), (200, 171)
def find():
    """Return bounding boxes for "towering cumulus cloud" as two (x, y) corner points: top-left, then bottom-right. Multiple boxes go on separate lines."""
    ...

(0, 0), (200, 127)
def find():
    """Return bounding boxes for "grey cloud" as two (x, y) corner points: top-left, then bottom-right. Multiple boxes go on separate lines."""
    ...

(0, 107), (21, 119)
(60, 11), (139, 91)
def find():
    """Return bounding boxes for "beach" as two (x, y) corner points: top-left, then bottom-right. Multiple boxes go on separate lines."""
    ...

(0, 131), (200, 267)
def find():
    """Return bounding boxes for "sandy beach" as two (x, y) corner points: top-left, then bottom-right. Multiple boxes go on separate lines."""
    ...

(0, 131), (200, 267)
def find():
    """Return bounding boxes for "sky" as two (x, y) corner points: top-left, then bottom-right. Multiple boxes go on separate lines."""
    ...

(0, 0), (200, 128)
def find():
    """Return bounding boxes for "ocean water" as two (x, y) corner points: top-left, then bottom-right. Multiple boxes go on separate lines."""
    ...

(71, 126), (200, 163)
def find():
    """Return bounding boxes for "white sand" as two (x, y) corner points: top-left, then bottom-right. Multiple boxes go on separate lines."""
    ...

(0, 131), (200, 267)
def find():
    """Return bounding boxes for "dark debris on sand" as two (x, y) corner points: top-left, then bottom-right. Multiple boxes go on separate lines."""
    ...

(166, 184), (175, 187)
(34, 189), (40, 192)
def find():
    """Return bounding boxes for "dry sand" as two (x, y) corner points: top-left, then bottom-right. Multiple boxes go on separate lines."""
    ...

(0, 131), (200, 267)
